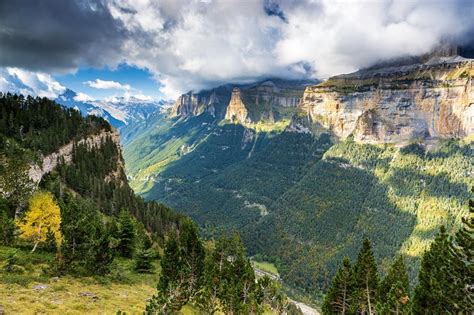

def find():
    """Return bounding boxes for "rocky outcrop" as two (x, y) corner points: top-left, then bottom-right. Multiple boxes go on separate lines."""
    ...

(170, 92), (205, 117)
(225, 88), (249, 123)
(224, 80), (311, 124)
(28, 130), (121, 184)
(300, 56), (474, 144)
(170, 91), (222, 118)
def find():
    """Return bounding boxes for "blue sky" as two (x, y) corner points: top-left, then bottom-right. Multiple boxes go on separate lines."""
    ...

(56, 64), (164, 100)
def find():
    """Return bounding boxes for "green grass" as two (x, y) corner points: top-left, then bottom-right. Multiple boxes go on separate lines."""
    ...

(0, 246), (164, 314)
(252, 260), (279, 276)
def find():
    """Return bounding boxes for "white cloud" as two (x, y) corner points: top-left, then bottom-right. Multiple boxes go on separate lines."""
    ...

(0, 67), (66, 98)
(85, 79), (132, 90)
(73, 92), (93, 102)
(124, 91), (154, 101)
(274, 0), (469, 77)
(106, 0), (474, 98)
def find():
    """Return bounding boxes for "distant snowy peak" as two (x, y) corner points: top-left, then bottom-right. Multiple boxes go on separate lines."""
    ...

(56, 89), (170, 128)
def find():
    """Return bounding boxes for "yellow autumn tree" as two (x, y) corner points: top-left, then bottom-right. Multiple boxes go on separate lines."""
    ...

(16, 191), (62, 252)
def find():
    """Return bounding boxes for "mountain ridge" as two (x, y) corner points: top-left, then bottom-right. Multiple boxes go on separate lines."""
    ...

(56, 89), (170, 128)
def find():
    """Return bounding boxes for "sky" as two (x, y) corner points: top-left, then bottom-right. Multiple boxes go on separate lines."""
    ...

(0, 0), (473, 101)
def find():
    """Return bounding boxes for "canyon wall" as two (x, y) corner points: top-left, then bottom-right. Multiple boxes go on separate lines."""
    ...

(300, 57), (474, 144)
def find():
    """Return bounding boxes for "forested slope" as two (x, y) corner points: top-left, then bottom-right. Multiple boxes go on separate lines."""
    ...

(246, 139), (472, 293)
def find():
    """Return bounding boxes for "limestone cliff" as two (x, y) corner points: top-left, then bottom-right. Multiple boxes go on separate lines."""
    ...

(171, 92), (212, 117)
(225, 87), (249, 123)
(224, 80), (312, 124)
(170, 89), (228, 119)
(28, 129), (123, 184)
(171, 79), (313, 124)
(300, 56), (474, 144)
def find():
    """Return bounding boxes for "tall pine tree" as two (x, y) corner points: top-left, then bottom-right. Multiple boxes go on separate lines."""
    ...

(412, 226), (455, 313)
(353, 238), (378, 315)
(377, 256), (410, 315)
(322, 257), (354, 315)
(146, 219), (204, 314)
(413, 193), (473, 314)
(117, 209), (136, 258)
(451, 195), (473, 309)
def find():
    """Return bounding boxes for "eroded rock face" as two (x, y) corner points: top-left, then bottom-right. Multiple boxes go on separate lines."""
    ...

(301, 57), (474, 144)
(171, 92), (205, 117)
(170, 90), (223, 118)
(225, 88), (249, 123)
(28, 130), (122, 184)
(171, 80), (312, 124)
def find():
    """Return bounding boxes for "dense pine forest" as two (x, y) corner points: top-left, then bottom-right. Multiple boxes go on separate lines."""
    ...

(0, 93), (300, 314)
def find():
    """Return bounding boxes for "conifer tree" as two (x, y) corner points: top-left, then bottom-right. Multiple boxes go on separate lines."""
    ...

(44, 227), (58, 252)
(353, 238), (378, 315)
(412, 226), (453, 313)
(377, 256), (410, 315)
(146, 219), (204, 314)
(322, 257), (354, 315)
(413, 195), (473, 313)
(215, 234), (259, 314)
(257, 276), (288, 313)
(196, 240), (226, 314)
(87, 224), (115, 275)
(59, 194), (113, 275)
(134, 248), (154, 273)
(0, 199), (15, 246)
(377, 256), (409, 302)
(117, 209), (136, 258)
(450, 196), (473, 310)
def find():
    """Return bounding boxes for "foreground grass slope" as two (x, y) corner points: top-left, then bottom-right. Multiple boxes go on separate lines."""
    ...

(0, 246), (161, 314)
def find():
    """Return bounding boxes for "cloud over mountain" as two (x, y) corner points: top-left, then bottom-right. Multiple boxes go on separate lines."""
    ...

(85, 79), (132, 90)
(0, 68), (66, 98)
(1, 0), (473, 97)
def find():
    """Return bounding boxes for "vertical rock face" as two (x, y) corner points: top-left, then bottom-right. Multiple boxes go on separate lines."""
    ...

(170, 87), (232, 119)
(300, 56), (474, 144)
(225, 88), (249, 123)
(171, 92), (206, 117)
(254, 81), (301, 107)
(222, 80), (312, 124)
(170, 79), (313, 124)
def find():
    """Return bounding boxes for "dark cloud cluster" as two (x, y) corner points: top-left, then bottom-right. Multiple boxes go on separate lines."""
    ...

(264, 0), (287, 23)
(0, 0), (126, 72)
(1, 0), (474, 97)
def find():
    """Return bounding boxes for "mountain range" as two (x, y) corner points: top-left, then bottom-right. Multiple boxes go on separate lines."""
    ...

(55, 89), (171, 129)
